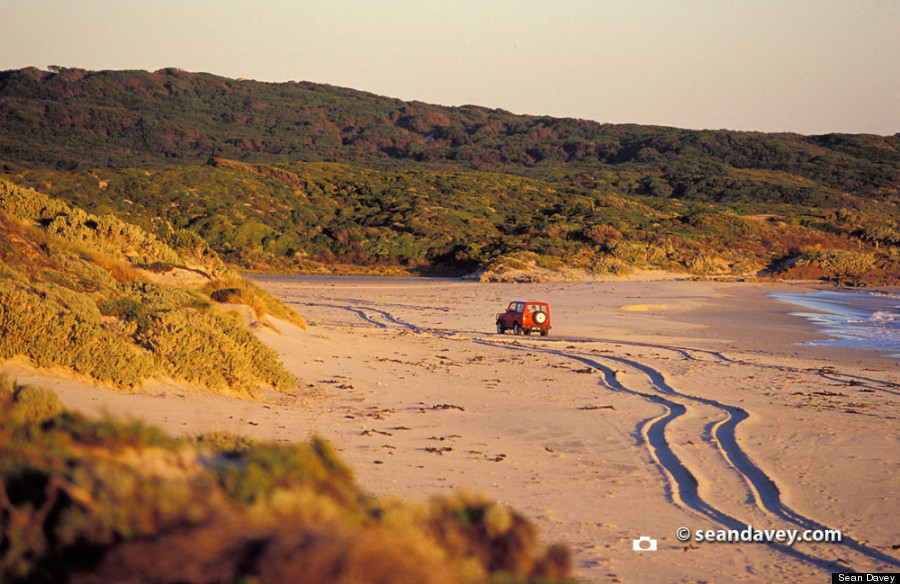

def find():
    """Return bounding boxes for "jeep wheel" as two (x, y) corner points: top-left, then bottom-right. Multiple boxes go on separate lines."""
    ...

(513, 323), (522, 336)
(496, 322), (505, 334)
(540, 329), (549, 337)
(534, 312), (547, 325)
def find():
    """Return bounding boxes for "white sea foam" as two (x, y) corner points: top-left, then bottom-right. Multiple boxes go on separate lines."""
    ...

(769, 290), (900, 357)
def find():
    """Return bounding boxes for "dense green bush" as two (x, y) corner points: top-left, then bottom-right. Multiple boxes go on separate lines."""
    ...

(0, 280), (155, 387)
(796, 248), (876, 279)
(136, 308), (295, 396)
(15, 157), (894, 281)
(2, 382), (64, 424)
(0, 185), (298, 394)
(0, 180), (181, 267)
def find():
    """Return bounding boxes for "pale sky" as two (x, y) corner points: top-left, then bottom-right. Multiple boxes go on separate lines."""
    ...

(2, 0), (898, 135)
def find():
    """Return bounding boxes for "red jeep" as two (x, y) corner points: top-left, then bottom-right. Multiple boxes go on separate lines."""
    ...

(496, 301), (551, 336)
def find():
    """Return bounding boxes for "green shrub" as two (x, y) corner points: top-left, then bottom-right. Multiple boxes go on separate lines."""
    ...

(0, 184), (304, 398)
(0, 275), (296, 396)
(590, 256), (634, 276)
(209, 287), (243, 303)
(0, 179), (69, 221)
(167, 228), (223, 273)
(141, 261), (177, 273)
(797, 248), (876, 279)
(0, 376), (65, 424)
(0, 180), (181, 266)
(685, 255), (731, 275)
(211, 437), (356, 506)
(124, 280), (211, 313)
(97, 296), (151, 328)
(8, 384), (65, 424)
(534, 255), (565, 270)
(51, 411), (181, 451)
(0, 376), (14, 401)
(603, 240), (677, 268)
(191, 431), (258, 454)
(0, 281), (156, 387)
(136, 308), (295, 396)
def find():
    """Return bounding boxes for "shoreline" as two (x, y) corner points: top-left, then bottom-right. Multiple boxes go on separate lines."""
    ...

(3, 277), (898, 582)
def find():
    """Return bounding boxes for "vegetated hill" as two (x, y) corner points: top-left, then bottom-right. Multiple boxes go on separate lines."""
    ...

(1, 67), (899, 199)
(1, 67), (899, 282)
(0, 179), (305, 396)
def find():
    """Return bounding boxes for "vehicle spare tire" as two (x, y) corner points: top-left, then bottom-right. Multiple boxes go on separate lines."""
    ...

(534, 312), (547, 324)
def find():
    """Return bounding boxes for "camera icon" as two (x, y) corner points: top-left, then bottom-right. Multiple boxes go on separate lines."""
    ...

(632, 536), (658, 551)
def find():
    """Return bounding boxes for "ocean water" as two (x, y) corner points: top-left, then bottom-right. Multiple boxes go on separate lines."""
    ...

(769, 289), (900, 357)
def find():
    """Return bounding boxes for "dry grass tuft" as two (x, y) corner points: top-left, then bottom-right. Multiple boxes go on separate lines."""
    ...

(205, 275), (307, 329)
(82, 249), (145, 284)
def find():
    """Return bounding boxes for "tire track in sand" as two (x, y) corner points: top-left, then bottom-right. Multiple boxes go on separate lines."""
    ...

(295, 302), (421, 331)
(295, 300), (898, 570)
(474, 337), (899, 571)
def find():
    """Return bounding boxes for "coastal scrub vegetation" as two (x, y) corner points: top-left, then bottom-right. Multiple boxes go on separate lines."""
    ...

(0, 181), (300, 396)
(7, 158), (898, 284)
(1, 67), (899, 283)
(0, 380), (571, 583)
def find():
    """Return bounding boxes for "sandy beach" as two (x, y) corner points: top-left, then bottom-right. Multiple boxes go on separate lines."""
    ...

(4, 276), (899, 582)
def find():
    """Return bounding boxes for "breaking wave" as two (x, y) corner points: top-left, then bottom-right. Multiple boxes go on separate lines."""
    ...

(770, 290), (900, 357)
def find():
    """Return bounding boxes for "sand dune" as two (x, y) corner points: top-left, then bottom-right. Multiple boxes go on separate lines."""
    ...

(6, 276), (898, 582)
